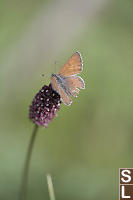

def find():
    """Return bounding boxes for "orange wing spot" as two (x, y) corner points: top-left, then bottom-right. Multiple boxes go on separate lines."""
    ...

(71, 88), (79, 98)
(75, 88), (79, 93)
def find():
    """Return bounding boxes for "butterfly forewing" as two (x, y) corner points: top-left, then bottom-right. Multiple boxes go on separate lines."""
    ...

(58, 52), (83, 76)
(51, 76), (60, 93)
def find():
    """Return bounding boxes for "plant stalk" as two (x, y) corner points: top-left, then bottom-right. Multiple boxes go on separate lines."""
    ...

(19, 124), (39, 200)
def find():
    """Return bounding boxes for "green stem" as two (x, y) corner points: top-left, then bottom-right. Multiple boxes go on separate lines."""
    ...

(47, 174), (56, 200)
(19, 124), (39, 200)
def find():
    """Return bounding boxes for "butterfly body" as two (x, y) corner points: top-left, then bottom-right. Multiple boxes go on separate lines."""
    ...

(51, 52), (85, 106)
(51, 74), (66, 91)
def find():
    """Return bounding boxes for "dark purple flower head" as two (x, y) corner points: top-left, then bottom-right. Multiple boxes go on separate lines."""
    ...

(29, 84), (61, 127)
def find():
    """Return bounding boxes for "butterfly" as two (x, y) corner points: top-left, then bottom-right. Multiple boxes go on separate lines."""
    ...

(51, 51), (85, 106)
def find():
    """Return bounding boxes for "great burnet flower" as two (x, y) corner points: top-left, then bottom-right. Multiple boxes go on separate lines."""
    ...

(29, 84), (61, 127)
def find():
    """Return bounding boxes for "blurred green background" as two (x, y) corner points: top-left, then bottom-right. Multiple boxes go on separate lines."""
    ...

(0, 0), (133, 199)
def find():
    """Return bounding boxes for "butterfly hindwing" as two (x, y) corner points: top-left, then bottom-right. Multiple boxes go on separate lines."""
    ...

(58, 87), (72, 106)
(64, 75), (85, 97)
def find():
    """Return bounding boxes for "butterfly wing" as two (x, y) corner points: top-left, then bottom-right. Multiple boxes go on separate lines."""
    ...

(65, 76), (85, 98)
(51, 76), (72, 106)
(58, 52), (83, 76)
(58, 87), (72, 106)
(51, 76), (59, 93)
(51, 52), (84, 106)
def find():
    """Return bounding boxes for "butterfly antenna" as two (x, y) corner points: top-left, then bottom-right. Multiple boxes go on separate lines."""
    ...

(54, 61), (57, 74)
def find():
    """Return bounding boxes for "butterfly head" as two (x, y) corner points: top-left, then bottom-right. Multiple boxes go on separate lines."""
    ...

(51, 73), (56, 78)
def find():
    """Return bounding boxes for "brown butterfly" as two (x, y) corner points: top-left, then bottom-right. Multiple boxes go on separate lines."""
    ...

(51, 52), (85, 106)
